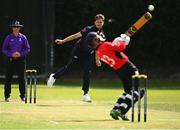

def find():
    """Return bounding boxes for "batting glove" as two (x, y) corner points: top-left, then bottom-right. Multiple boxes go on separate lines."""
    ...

(120, 34), (130, 45)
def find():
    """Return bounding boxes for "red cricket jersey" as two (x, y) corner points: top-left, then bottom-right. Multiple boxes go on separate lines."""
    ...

(96, 40), (129, 70)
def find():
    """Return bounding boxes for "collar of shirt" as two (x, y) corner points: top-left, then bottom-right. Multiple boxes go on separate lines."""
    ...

(10, 33), (22, 38)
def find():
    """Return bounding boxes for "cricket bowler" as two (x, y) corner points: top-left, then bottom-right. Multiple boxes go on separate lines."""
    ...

(47, 14), (106, 102)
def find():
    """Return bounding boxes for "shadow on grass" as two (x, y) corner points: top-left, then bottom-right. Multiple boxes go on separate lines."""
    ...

(51, 119), (113, 123)
(36, 104), (59, 107)
(36, 103), (112, 107)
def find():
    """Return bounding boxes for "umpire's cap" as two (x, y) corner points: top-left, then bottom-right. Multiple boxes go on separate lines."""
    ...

(86, 32), (99, 48)
(9, 20), (23, 27)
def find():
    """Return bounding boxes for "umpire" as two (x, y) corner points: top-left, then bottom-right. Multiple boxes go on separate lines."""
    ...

(2, 20), (30, 102)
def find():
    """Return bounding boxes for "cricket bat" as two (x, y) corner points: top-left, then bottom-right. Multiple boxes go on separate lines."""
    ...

(126, 12), (152, 37)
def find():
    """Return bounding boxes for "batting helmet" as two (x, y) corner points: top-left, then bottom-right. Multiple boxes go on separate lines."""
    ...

(85, 32), (99, 48)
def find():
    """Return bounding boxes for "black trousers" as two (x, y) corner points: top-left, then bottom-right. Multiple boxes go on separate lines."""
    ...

(4, 57), (26, 99)
(53, 45), (93, 94)
(115, 61), (139, 93)
(113, 61), (140, 114)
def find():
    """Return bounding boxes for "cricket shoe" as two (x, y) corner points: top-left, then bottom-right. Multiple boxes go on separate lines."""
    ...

(47, 73), (56, 87)
(110, 109), (120, 120)
(110, 109), (129, 121)
(120, 114), (129, 121)
(5, 98), (10, 102)
(82, 94), (92, 102)
(21, 97), (25, 102)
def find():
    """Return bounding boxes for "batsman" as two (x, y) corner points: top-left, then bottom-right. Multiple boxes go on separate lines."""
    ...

(86, 32), (145, 121)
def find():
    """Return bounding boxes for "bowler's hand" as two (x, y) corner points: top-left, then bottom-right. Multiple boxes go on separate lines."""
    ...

(55, 39), (64, 44)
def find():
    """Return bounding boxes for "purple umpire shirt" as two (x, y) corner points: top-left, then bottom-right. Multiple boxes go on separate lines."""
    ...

(2, 33), (30, 57)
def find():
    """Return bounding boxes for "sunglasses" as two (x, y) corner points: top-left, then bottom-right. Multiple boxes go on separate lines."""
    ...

(12, 26), (21, 28)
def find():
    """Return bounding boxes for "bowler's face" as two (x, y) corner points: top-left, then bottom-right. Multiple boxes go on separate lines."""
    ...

(94, 19), (104, 29)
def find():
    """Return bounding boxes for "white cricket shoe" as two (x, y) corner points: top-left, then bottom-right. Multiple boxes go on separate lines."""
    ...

(47, 73), (56, 87)
(82, 94), (92, 102)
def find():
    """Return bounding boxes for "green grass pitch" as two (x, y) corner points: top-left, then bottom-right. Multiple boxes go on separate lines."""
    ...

(0, 80), (180, 129)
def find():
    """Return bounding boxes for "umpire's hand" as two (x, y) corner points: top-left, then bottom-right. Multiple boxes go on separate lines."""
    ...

(12, 51), (21, 58)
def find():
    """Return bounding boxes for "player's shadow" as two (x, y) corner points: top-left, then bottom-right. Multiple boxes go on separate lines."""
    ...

(36, 104), (60, 107)
(52, 119), (113, 123)
(36, 102), (112, 107)
(36, 104), (93, 107)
